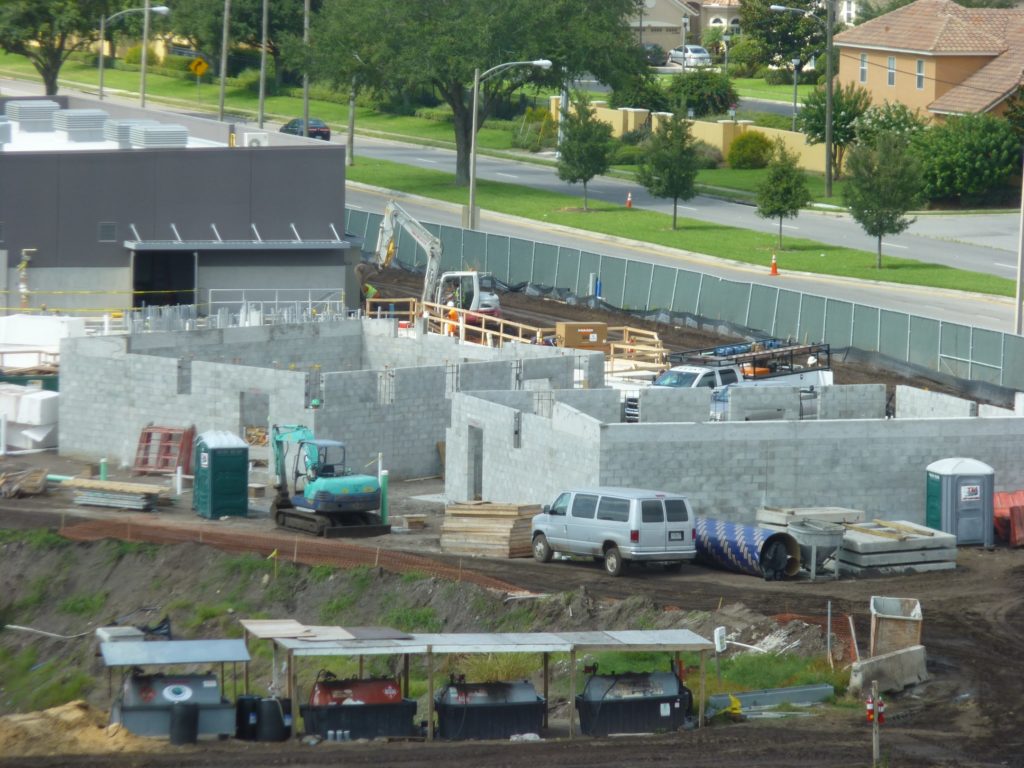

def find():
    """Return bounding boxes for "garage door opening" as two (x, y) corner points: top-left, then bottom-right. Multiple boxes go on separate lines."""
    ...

(133, 251), (195, 307)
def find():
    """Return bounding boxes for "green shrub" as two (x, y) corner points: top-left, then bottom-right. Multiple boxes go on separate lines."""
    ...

(620, 126), (651, 146)
(610, 143), (647, 166)
(58, 591), (107, 616)
(123, 44), (159, 66)
(693, 139), (723, 169)
(511, 106), (557, 151)
(609, 77), (670, 113)
(162, 54), (195, 73)
(414, 106), (454, 124)
(728, 130), (774, 169)
(665, 69), (738, 118)
(763, 67), (794, 86)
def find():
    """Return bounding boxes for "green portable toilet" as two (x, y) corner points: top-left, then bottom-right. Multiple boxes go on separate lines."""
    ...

(193, 431), (250, 519)
(925, 457), (994, 547)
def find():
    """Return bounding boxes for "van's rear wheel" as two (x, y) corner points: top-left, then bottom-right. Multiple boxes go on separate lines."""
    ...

(604, 546), (625, 577)
(532, 534), (553, 563)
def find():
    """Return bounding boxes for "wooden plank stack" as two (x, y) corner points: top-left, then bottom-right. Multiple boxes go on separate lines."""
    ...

(440, 501), (540, 558)
(62, 477), (167, 512)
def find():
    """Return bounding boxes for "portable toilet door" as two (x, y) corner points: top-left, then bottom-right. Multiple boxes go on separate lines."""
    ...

(193, 430), (250, 519)
(925, 458), (994, 547)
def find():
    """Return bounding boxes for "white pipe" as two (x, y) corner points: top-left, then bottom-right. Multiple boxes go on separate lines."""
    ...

(0, 417), (6, 456)
(175, 465), (183, 496)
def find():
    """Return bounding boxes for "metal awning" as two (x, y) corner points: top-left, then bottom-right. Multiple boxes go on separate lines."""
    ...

(100, 639), (250, 667)
(124, 238), (353, 252)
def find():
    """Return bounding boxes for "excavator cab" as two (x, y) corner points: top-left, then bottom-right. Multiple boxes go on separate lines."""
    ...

(299, 439), (346, 481)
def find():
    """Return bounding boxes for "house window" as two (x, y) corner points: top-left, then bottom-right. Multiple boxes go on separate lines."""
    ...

(711, 17), (724, 26)
(916, 59), (924, 89)
(887, 56), (896, 86)
(98, 222), (117, 242)
(844, 1), (854, 23)
(859, 53), (867, 83)
(729, 17), (741, 33)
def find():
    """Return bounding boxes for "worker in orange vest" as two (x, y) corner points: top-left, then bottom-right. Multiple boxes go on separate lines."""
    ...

(446, 301), (458, 336)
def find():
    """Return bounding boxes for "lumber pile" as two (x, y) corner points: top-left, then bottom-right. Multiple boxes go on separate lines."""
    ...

(440, 501), (540, 558)
(756, 505), (865, 532)
(61, 477), (168, 512)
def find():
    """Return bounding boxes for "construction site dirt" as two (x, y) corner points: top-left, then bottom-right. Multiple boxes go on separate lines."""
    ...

(2, 280), (1022, 768)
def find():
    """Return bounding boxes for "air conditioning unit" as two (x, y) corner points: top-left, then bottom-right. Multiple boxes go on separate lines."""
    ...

(243, 132), (269, 148)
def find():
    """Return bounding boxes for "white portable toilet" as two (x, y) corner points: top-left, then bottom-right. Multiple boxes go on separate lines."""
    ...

(925, 458), (994, 547)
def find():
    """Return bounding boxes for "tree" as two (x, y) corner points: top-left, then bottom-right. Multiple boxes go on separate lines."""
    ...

(0, 0), (105, 95)
(739, 0), (829, 67)
(911, 113), (1019, 205)
(637, 114), (700, 229)
(796, 81), (871, 177)
(664, 68), (738, 118)
(756, 139), (811, 249)
(854, 101), (927, 146)
(311, 0), (642, 187)
(997, 85), (1024, 146)
(844, 130), (923, 268)
(556, 95), (614, 210)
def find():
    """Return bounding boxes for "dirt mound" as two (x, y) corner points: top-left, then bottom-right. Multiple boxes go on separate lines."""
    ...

(0, 700), (158, 757)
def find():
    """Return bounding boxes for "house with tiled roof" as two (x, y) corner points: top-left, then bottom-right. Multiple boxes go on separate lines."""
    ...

(833, 0), (1024, 119)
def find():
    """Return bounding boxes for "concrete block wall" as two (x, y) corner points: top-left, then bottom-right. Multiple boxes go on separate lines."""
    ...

(59, 335), (307, 467)
(445, 390), (1024, 522)
(445, 391), (601, 504)
(818, 384), (887, 419)
(552, 389), (621, 423)
(726, 386), (802, 421)
(895, 385), (977, 418)
(128, 322), (364, 372)
(636, 388), (711, 423)
(521, 356), (577, 390)
(979, 403), (1016, 417)
(315, 366), (448, 479)
(460, 361), (516, 391)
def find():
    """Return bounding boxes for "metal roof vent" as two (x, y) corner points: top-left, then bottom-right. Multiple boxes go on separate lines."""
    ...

(129, 124), (189, 149)
(53, 109), (109, 142)
(4, 99), (60, 132)
(105, 119), (160, 149)
(0, 117), (11, 146)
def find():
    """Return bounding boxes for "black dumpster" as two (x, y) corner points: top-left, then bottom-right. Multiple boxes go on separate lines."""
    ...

(255, 697), (292, 741)
(576, 672), (692, 736)
(301, 675), (416, 740)
(435, 681), (544, 740)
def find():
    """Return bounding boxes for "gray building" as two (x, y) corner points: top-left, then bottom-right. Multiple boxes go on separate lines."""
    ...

(0, 96), (360, 314)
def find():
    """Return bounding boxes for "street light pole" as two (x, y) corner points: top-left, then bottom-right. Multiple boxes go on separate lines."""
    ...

(467, 58), (552, 230)
(139, 0), (151, 107)
(258, 0), (269, 128)
(791, 58), (801, 132)
(771, 3), (834, 197)
(302, 0), (310, 138)
(99, 5), (168, 101)
(218, 0), (232, 121)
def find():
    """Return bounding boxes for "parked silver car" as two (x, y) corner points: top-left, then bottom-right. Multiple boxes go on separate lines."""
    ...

(667, 44), (712, 68)
(531, 487), (697, 576)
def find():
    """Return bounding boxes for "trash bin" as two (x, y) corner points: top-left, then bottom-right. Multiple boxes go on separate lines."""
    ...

(169, 701), (199, 745)
(192, 431), (250, 519)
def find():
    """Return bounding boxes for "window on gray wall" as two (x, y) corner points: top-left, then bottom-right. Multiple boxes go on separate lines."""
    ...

(98, 222), (117, 242)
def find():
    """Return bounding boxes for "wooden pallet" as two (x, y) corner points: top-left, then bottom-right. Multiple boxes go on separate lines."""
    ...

(440, 502), (539, 558)
(132, 424), (195, 475)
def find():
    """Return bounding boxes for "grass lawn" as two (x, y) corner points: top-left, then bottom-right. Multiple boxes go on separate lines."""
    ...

(2, 53), (1011, 299)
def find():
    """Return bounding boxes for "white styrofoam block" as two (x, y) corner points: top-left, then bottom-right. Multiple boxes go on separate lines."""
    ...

(5, 422), (57, 450)
(0, 384), (24, 421)
(0, 314), (86, 346)
(16, 389), (59, 426)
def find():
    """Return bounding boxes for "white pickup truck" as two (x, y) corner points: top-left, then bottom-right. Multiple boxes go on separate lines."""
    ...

(623, 340), (833, 422)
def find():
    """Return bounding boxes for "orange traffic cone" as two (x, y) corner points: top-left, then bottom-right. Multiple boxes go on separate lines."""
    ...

(770, 252), (779, 276)
(626, 192), (633, 209)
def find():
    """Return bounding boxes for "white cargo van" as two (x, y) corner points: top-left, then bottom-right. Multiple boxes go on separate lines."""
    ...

(531, 487), (697, 576)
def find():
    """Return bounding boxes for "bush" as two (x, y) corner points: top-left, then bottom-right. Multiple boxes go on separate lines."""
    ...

(511, 106), (557, 152)
(609, 76), (670, 113)
(763, 67), (793, 86)
(693, 139), (723, 169)
(620, 126), (651, 146)
(610, 143), (647, 166)
(414, 105), (454, 123)
(665, 68), (738, 118)
(724, 36), (765, 78)
(162, 54), (195, 73)
(123, 44), (159, 66)
(728, 130), (774, 169)
(235, 68), (263, 94)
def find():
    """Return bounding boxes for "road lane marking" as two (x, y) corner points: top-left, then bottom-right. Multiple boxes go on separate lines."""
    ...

(880, 242), (908, 249)
(418, 158), (438, 164)
(496, 172), (519, 179)
(994, 262), (1016, 270)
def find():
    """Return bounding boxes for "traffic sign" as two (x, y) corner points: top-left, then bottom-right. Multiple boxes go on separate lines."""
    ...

(188, 58), (209, 77)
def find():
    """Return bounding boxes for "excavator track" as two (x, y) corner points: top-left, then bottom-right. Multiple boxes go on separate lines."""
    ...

(274, 505), (391, 539)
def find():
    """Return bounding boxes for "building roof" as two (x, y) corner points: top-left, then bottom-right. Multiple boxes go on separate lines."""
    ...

(834, 0), (1016, 54)
(834, 0), (1024, 115)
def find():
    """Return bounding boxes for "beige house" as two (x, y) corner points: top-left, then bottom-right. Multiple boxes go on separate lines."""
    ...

(634, 0), (700, 50)
(834, 0), (1024, 119)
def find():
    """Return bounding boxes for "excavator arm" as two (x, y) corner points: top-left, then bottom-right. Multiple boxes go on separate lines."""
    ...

(373, 200), (444, 305)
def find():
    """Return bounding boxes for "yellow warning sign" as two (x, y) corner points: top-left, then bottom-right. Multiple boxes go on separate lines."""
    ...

(188, 57), (209, 77)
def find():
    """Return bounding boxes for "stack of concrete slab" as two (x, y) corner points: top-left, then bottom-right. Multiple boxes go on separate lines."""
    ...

(837, 520), (956, 575)
(756, 505), (865, 532)
(104, 119), (160, 149)
(0, 384), (59, 450)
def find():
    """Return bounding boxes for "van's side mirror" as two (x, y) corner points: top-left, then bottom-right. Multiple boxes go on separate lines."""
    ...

(542, 504), (551, 515)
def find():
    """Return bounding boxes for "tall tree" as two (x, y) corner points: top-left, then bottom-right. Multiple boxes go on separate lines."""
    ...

(0, 0), (105, 95)
(756, 139), (811, 249)
(556, 95), (614, 210)
(311, 0), (642, 186)
(796, 81), (871, 177)
(637, 114), (699, 230)
(739, 0), (829, 67)
(844, 130), (923, 268)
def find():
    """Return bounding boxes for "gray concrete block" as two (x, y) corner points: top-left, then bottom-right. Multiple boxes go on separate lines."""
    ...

(848, 645), (928, 695)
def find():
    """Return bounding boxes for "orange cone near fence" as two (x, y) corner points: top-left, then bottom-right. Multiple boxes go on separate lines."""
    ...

(770, 252), (779, 276)
(626, 192), (633, 209)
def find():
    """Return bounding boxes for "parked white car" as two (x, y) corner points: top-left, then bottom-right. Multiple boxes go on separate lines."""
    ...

(667, 44), (712, 68)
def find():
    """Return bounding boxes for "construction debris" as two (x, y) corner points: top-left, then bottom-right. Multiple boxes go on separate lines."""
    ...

(756, 506), (865, 531)
(440, 501), (539, 558)
(0, 467), (48, 497)
(62, 477), (168, 512)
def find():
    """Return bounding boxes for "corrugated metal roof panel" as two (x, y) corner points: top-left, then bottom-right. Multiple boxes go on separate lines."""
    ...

(101, 639), (250, 666)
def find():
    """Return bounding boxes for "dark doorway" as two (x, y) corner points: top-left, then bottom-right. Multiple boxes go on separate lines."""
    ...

(133, 251), (195, 307)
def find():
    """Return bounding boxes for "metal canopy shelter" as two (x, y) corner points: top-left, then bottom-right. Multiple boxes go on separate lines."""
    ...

(239, 621), (713, 740)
